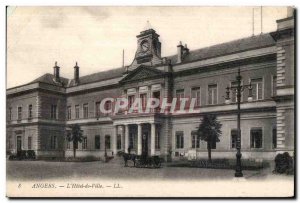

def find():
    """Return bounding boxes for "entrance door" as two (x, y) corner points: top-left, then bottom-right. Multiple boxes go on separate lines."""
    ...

(17, 136), (22, 152)
(142, 132), (148, 156)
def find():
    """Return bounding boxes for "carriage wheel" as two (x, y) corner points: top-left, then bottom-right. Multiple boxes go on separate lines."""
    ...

(136, 160), (141, 168)
(155, 161), (161, 168)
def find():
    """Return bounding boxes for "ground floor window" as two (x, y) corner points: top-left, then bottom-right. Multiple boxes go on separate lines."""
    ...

(82, 137), (87, 149)
(105, 135), (111, 149)
(95, 135), (100, 149)
(191, 131), (200, 148)
(66, 140), (70, 149)
(117, 134), (121, 150)
(272, 127), (277, 149)
(155, 131), (160, 149)
(28, 136), (32, 150)
(176, 131), (184, 149)
(231, 129), (238, 149)
(50, 135), (57, 149)
(17, 136), (22, 151)
(8, 138), (11, 149)
(129, 133), (135, 149)
(250, 128), (263, 149)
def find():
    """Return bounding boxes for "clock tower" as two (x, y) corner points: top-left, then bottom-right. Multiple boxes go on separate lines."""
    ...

(128, 23), (162, 71)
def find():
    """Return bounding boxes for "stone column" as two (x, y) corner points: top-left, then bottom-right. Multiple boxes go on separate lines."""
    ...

(124, 125), (129, 153)
(151, 123), (156, 156)
(113, 125), (118, 155)
(137, 124), (142, 155)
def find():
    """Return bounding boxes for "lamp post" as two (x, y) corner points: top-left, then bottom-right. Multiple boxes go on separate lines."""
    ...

(225, 68), (253, 177)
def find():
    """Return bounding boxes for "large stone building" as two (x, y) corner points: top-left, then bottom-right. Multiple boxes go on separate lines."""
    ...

(6, 12), (295, 161)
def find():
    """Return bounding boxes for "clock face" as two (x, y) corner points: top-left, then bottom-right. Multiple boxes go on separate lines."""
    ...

(141, 41), (150, 52)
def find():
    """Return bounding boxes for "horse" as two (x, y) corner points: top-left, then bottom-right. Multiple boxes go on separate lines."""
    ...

(118, 150), (137, 167)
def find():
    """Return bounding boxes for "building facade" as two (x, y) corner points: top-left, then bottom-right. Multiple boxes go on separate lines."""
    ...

(6, 13), (295, 161)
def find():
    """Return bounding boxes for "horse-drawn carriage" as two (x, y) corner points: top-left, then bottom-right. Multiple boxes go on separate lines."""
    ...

(135, 155), (161, 168)
(119, 151), (162, 168)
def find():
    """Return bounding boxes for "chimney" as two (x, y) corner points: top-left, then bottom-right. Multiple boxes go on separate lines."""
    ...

(53, 61), (60, 82)
(177, 41), (184, 64)
(183, 44), (189, 57)
(74, 62), (79, 84)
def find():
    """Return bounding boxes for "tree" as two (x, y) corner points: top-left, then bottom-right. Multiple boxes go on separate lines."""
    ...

(197, 114), (222, 162)
(66, 124), (84, 158)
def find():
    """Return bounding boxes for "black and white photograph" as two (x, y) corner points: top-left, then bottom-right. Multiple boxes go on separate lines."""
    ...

(5, 6), (295, 198)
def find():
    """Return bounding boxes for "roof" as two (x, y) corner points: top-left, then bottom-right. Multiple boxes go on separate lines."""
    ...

(120, 65), (164, 83)
(167, 33), (276, 64)
(27, 33), (275, 89)
(68, 67), (124, 87)
(31, 73), (69, 87)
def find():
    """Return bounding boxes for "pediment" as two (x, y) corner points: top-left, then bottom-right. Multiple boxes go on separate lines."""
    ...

(120, 65), (164, 83)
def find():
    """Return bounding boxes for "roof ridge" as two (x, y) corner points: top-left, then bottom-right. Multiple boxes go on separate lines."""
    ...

(79, 66), (124, 79)
(32, 73), (70, 82)
(193, 33), (271, 52)
(165, 33), (273, 59)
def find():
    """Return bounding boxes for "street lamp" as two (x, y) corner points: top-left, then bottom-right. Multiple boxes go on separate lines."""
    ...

(225, 68), (253, 177)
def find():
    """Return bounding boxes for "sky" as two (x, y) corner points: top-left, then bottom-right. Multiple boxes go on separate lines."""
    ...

(7, 6), (289, 88)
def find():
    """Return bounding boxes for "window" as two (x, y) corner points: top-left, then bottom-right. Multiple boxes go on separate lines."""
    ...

(8, 107), (12, 121)
(191, 87), (201, 106)
(128, 95), (135, 109)
(95, 135), (100, 149)
(75, 105), (80, 119)
(152, 91), (161, 111)
(231, 129), (238, 149)
(140, 93), (147, 111)
(17, 106), (22, 120)
(95, 102), (101, 117)
(155, 131), (160, 149)
(176, 131), (184, 149)
(50, 105), (57, 119)
(251, 78), (263, 101)
(117, 134), (122, 150)
(230, 82), (242, 103)
(50, 135), (57, 149)
(28, 136), (32, 150)
(129, 132), (135, 149)
(250, 128), (263, 149)
(105, 135), (111, 149)
(176, 89), (185, 109)
(153, 91), (160, 100)
(67, 106), (71, 120)
(272, 75), (277, 96)
(28, 105), (33, 119)
(104, 101), (112, 114)
(83, 104), (88, 118)
(272, 128), (277, 149)
(208, 84), (217, 105)
(82, 137), (87, 149)
(231, 82), (237, 102)
(191, 131), (200, 148)
(66, 140), (70, 149)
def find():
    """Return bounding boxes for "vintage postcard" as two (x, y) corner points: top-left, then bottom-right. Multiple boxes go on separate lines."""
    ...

(6, 6), (295, 198)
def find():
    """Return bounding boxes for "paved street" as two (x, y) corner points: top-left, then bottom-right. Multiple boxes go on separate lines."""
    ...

(6, 158), (293, 181)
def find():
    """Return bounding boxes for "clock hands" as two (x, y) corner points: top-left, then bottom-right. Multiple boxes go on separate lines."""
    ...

(141, 42), (149, 52)
(142, 43), (148, 49)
